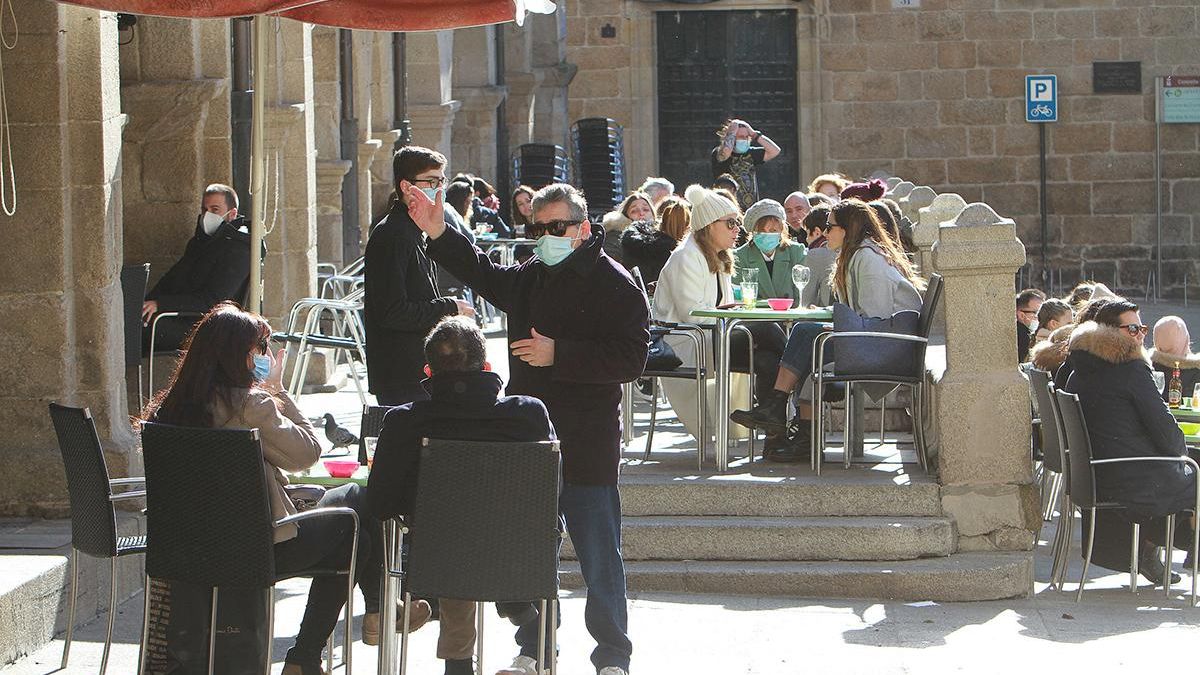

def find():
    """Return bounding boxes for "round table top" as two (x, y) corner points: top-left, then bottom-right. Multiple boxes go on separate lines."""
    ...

(691, 306), (833, 321)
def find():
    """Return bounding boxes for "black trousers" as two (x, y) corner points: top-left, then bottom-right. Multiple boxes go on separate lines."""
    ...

(715, 321), (786, 402)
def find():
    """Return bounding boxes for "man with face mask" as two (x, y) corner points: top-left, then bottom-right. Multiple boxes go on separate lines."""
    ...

(141, 183), (253, 353)
(710, 118), (781, 211)
(363, 145), (476, 406)
(409, 183), (648, 675)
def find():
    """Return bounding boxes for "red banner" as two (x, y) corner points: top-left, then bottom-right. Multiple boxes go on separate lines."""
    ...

(1164, 75), (1200, 88)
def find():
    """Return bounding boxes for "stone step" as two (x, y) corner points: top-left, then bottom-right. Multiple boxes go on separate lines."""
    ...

(618, 475), (942, 518)
(561, 552), (1033, 602)
(563, 515), (956, 562)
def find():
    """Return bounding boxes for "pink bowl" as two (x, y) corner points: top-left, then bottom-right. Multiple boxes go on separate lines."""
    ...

(766, 298), (793, 311)
(323, 459), (361, 478)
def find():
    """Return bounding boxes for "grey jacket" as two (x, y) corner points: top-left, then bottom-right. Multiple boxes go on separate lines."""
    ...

(801, 246), (836, 307)
(842, 239), (922, 318)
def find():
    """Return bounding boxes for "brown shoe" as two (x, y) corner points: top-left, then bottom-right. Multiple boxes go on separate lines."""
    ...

(362, 599), (433, 645)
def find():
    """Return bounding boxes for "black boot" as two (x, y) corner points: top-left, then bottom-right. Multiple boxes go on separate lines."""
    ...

(1138, 546), (1182, 586)
(730, 390), (789, 435)
(445, 658), (474, 675)
(767, 417), (811, 463)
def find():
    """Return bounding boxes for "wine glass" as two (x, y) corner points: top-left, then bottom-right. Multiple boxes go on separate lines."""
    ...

(1152, 371), (1166, 394)
(791, 264), (811, 302)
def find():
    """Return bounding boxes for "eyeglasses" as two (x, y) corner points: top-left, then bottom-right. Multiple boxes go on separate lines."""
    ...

(1122, 323), (1149, 336)
(714, 217), (742, 232)
(409, 176), (447, 188)
(528, 219), (582, 237)
(1018, 308), (1038, 316)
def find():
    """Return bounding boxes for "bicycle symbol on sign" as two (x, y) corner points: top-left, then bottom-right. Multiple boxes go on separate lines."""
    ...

(1029, 104), (1053, 118)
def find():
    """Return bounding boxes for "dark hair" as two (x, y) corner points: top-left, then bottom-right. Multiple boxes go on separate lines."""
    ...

(203, 183), (239, 211)
(1037, 298), (1072, 327)
(1093, 299), (1139, 329)
(445, 181), (474, 216)
(868, 201), (903, 247)
(840, 179), (887, 202)
(1067, 282), (1095, 308)
(1076, 298), (1110, 324)
(472, 177), (495, 198)
(830, 199), (924, 301)
(808, 193), (835, 208)
(1016, 288), (1046, 309)
(511, 185), (536, 226)
(141, 302), (271, 427)
(713, 174), (738, 191)
(424, 316), (486, 373)
(393, 145), (447, 185)
(803, 204), (831, 234)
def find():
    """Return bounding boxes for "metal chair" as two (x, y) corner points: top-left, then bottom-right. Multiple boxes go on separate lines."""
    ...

(120, 264), (150, 410)
(1028, 369), (1064, 523)
(385, 439), (562, 675)
(138, 422), (360, 675)
(48, 403), (147, 675)
(1039, 380), (1076, 591)
(273, 287), (369, 405)
(1054, 389), (1200, 604)
(811, 273), (943, 475)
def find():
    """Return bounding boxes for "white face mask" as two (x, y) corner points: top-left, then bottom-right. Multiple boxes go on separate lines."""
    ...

(201, 210), (228, 236)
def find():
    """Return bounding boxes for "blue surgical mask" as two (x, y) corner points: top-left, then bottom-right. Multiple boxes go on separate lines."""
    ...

(534, 234), (578, 267)
(420, 187), (442, 203)
(252, 354), (271, 382)
(734, 139), (751, 153)
(753, 232), (781, 253)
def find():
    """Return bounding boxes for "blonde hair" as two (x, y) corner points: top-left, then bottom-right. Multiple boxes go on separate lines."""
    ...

(693, 226), (734, 276)
(808, 173), (849, 195)
(657, 196), (691, 242)
(618, 191), (655, 221)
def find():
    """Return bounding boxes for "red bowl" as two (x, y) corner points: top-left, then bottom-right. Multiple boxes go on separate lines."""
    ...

(323, 459), (361, 478)
(766, 298), (793, 311)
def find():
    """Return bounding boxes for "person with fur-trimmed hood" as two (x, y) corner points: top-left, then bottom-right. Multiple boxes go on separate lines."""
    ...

(1061, 300), (1198, 584)
(1149, 315), (1200, 405)
(1030, 324), (1072, 374)
(600, 191), (656, 268)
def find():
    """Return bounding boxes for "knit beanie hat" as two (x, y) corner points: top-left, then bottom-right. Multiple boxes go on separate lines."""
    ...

(840, 178), (886, 202)
(684, 184), (738, 231)
(743, 199), (786, 232)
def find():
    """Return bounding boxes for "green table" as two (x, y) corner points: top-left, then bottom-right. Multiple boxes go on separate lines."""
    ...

(690, 306), (834, 322)
(1171, 407), (1200, 423)
(291, 468), (367, 487)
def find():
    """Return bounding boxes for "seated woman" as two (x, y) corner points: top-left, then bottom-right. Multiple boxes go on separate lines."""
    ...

(731, 198), (925, 462)
(602, 191), (655, 269)
(141, 303), (401, 675)
(1061, 301), (1197, 584)
(1034, 298), (1073, 344)
(654, 185), (788, 450)
(733, 198), (808, 304)
(621, 195), (684, 286)
(1151, 315), (1200, 404)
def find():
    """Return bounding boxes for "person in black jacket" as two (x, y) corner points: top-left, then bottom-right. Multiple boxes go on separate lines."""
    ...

(409, 183), (647, 675)
(364, 146), (475, 405)
(366, 316), (555, 675)
(141, 184), (252, 352)
(619, 219), (677, 285)
(1062, 300), (1198, 584)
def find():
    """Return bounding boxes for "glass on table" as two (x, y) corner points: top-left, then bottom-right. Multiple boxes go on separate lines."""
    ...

(1194, 383), (1200, 409)
(791, 264), (811, 300)
(740, 281), (758, 309)
(1152, 371), (1166, 394)
(364, 436), (378, 470)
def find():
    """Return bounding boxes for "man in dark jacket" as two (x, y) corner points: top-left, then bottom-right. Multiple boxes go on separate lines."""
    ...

(141, 183), (252, 352)
(364, 146), (475, 405)
(367, 315), (555, 675)
(409, 183), (648, 675)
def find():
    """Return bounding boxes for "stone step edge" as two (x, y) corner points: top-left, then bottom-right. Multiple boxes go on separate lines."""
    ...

(560, 552), (1034, 602)
(615, 478), (944, 517)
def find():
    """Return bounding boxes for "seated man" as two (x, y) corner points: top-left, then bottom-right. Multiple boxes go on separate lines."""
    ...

(1016, 288), (1046, 363)
(1151, 315), (1200, 404)
(367, 316), (556, 675)
(141, 183), (251, 352)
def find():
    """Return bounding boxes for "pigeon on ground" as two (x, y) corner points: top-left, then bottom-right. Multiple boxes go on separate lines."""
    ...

(322, 413), (359, 450)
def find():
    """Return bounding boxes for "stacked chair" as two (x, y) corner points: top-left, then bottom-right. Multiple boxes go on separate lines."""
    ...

(571, 117), (627, 221)
(511, 143), (570, 190)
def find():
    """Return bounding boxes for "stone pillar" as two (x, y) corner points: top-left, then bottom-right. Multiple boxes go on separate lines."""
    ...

(353, 31), (385, 252)
(0, 4), (132, 514)
(452, 26), (507, 178)
(931, 204), (1038, 556)
(368, 32), (402, 225)
(407, 31), (460, 161)
(900, 186), (936, 223)
(316, 160), (352, 266)
(915, 193), (967, 275)
(529, 10), (576, 148)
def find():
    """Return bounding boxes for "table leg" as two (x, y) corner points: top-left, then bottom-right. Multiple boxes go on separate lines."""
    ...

(716, 318), (731, 472)
(379, 520), (401, 675)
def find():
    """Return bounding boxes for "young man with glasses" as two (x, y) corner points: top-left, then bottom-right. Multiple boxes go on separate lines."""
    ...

(1016, 288), (1046, 363)
(409, 182), (648, 675)
(363, 145), (476, 405)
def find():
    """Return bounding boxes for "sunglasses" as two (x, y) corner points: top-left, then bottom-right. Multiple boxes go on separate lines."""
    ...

(714, 217), (742, 232)
(528, 219), (582, 238)
(1122, 323), (1149, 336)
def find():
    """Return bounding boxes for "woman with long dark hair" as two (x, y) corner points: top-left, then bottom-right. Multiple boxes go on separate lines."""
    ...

(142, 303), (404, 675)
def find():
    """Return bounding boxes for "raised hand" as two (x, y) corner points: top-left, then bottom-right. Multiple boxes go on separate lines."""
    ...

(405, 184), (448, 239)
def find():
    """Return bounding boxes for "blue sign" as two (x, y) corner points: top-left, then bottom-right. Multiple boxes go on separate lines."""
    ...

(1026, 75), (1058, 123)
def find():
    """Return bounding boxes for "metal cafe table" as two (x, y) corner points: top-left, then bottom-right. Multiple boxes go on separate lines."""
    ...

(690, 305), (833, 472)
(1172, 405), (1200, 446)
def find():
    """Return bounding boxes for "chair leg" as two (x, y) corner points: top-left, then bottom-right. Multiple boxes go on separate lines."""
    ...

(100, 557), (118, 675)
(548, 598), (558, 675)
(138, 575), (152, 675)
(208, 587), (219, 675)
(536, 598), (548, 675)
(910, 384), (928, 472)
(138, 364), (145, 411)
(476, 601), (485, 675)
(399, 592), (412, 675)
(1053, 505), (1074, 592)
(1076, 508), (1097, 602)
(644, 379), (658, 461)
(62, 548), (78, 669)
(1129, 523), (1141, 593)
(880, 397), (887, 445)
(326, 636), (334, 674)
(265, 586), (276, 675)
(1164, 515), (1176, 598)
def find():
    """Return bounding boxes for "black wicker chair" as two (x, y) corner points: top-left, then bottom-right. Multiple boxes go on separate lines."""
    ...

(138, 422), (360, 675)
(389, 439), (561, 675)
(1055, 389), (1200, 604)
(121, 264), (150, 409)
(357, 404), (391, 465)
(48, 403), (147, 675)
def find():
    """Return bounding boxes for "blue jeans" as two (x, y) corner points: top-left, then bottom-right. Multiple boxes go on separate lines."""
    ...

(514, 483), (631, 671)
(779, 321), (834, 376)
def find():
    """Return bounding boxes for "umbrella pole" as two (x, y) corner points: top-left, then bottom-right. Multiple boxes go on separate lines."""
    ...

(248, 15), (269, 314)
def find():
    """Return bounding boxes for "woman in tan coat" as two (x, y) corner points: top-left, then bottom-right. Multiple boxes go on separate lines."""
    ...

(142, 303), (393, 675)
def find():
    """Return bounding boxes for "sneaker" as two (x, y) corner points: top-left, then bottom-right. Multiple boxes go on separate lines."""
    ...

(598, 668), (629, 675)
(730, 391), (789, 435)
(361, 599), (432, 645)
(495, 655), (539, 675)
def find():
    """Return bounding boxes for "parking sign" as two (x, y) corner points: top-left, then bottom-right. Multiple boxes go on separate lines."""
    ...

(1026, 75), (1057, 123)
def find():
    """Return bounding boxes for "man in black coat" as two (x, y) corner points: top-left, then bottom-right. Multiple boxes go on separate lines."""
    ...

(364, 146), (475, 405)
(141, 184), (252, 352)
(410, 183), (648, 675)
(366, 316), (555, 675)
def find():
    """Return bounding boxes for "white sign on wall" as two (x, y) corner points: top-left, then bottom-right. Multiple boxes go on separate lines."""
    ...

(892, 0), (920, 7)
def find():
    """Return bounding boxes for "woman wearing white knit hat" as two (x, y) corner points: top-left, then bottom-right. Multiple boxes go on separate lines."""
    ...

(653, 185), (787, 454)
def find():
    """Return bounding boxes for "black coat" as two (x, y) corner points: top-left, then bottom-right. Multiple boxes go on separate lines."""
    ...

(427, 226), (650, 485)
(471, 198), (513, 239)
(147, 216), (252, 313)
(1062, 322), (1195, 522)
(363, 205), (459, 401)
(365, 370), (555, 520)
(619, 221), (677, 285)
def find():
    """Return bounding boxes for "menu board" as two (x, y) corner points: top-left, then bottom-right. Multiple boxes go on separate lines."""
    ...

(1163, 75), (1200, 124)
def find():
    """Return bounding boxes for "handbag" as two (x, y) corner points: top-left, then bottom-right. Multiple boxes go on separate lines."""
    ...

(831, 303), (921, 378)
(645, 333), (683, 371)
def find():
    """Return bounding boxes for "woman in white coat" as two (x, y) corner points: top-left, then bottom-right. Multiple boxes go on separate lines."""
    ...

(654, 185), (787, 449)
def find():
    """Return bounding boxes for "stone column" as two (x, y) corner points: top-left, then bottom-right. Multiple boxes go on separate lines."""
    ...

(0, 4), (131, 513)
(916, 193), (967, 275)
(528, 10), (576, 148)
(407, 31), (460, 161)
(452, 26), (507, 178)
(315, 160), (352, 266)
(368, 32), (402, 225)
(931, 204), (1038, 555)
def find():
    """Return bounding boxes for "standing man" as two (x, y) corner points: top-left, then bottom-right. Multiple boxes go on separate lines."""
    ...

(782, 190), (811, 242)
(710, 118), (781, 211)
(1016, 288), (1046, 363)
(409, 183), (648, 675)
(364, 145), (475, 405)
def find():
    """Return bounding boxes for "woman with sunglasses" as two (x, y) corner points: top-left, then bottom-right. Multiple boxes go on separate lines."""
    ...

(653, 184), (788, 448)
(1060, 299), (1197, 586)
(141, 303), (391, 675)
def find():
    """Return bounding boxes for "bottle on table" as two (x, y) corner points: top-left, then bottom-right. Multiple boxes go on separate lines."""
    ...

(1168, 362), (1183, 409)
